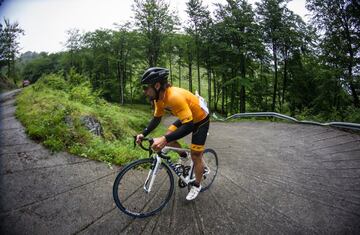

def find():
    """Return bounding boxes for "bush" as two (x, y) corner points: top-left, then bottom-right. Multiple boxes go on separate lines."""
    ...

(16, 73), (167, 166)
(35, 73), (68, 91)
(344, 107), (360, 123)
(67, 67), (87, 86)
(69, 83), (97, 106)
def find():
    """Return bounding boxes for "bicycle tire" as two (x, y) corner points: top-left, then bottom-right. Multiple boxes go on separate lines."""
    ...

(188, 148), (218, 192)
(113, 158), (174, 218)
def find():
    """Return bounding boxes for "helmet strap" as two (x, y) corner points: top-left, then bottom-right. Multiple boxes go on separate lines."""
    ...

(152, 82), (164, 101)
(155, 87), (162, 101)
(149, 85), (161, 102)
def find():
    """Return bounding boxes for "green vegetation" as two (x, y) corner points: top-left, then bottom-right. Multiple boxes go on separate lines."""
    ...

(15, 73), (170, 165)
(2, 0), (360, 125)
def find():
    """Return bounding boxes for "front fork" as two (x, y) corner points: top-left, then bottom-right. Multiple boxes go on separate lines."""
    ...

(143, 155), (162, 193)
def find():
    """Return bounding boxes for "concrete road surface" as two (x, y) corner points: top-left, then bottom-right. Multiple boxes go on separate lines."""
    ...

(1, 89), (360, 234)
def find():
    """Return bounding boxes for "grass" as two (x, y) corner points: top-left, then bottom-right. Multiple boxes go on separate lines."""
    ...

(15, 73), (177, 166)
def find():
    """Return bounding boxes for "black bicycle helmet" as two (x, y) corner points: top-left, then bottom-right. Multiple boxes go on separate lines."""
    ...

(141, 67), (169, 85)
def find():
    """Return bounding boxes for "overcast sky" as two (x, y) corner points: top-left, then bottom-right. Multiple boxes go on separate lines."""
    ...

(0, 0), (309, 54)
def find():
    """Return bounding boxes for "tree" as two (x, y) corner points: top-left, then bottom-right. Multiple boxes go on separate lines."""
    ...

(64, 28), (83, 72)
(306, 0), (360, 107)
(256, 0), (288, 112)
(0, 18), (24, 84)
(172, 33), (187, 88)
(214, 0), (263, 113)
(199, 13), (214, 108)
(185, 35), (195, 92)
(163, 33), (175, 84)
(132, 0), (178, 67)
(278, 9), (308, 111)
(81, 29), (113, 92)
(115, 24), (129, 105)
(185, 0), (211, 95)
(21, 53), (60, 83)
(113, 23), (143, 104)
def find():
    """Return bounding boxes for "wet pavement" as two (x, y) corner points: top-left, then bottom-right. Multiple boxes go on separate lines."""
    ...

(1, 89), (360, 234)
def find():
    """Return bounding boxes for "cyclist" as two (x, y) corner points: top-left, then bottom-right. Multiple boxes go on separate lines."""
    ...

(136, 67), (210, 201)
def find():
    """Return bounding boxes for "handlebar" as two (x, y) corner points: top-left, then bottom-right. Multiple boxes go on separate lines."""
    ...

(133, 136), (171, 160)
(133, 136), (154, 152)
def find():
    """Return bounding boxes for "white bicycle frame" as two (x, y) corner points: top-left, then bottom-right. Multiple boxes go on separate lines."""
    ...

(143, 146), (195, 193)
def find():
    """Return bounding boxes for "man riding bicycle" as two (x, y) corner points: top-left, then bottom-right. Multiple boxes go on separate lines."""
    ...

(136, 67), (210, 200)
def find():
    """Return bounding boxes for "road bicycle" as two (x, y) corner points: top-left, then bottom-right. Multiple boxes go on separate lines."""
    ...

(113, 137), (218, 218)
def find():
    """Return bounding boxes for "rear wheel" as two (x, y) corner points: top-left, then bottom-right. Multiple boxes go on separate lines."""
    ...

(200, 148), (218, 192)
(113, 158), (174, 218)
(188, 148), (218, 192)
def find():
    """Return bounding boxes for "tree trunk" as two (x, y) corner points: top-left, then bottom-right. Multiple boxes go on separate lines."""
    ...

(272, 45), (278, 112)
(197, 47), (201, 95)
(281, 53), (288, 112)
(230, 83), (235, 114)
(116, 61), (123, 105)
(221, 78), (225, 114)
(240, 86), (245, 113)
(263, 61), (269, 111)
(169, 53), (173, 84)
(240, 54), (246, 113)
(188, 42), (193, 92)
(207, 66), (211, 111)
(188, 61), (193, 92)
(225, 85), (229, 114)
(129, 66), (133, 104)
(206, 46), (211, 109)
(213, 70), (217, 112)
(124, 51), (129, 96)
(178, 61), (181, 88)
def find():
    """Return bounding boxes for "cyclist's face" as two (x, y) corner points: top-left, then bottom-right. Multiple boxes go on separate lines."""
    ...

(143, 85), (155, 99)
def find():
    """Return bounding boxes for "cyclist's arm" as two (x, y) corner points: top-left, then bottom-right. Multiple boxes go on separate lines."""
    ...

(142, 116), (162, 137)
(165, 120), (194, 143)
(164, 94), (194, 142)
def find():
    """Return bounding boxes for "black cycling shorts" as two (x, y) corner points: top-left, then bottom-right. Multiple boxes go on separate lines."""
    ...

(168, 115), (210, 152)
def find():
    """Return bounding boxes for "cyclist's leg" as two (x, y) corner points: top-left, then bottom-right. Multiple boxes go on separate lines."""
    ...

(190, 116), (210, 186)
(166, 119), (187, 158)
(186, 116), (210, 200)
(190, 149), (204, 186)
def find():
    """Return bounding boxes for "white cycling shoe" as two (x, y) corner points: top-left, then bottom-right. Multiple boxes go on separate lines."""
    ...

(186, 184), (202, 200)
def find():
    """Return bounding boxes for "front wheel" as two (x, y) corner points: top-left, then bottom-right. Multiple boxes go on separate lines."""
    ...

(113, 158), (174, 218)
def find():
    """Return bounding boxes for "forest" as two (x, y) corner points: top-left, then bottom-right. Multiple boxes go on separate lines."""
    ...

(1, 0), (359, 122)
